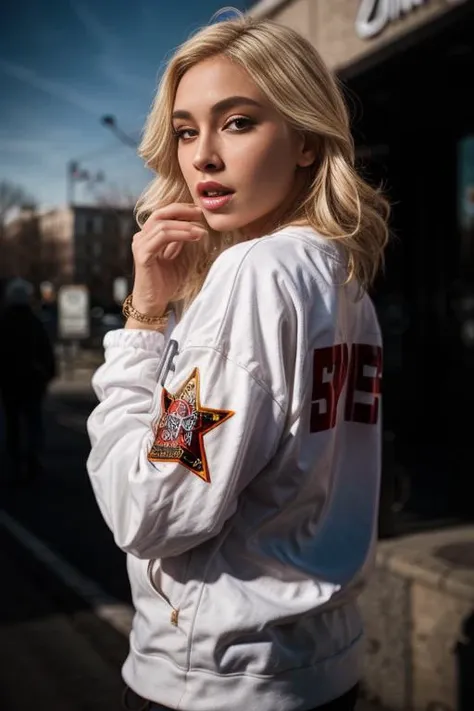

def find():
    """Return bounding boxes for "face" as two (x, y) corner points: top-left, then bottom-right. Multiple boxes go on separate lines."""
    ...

(172, 55), (315, 237)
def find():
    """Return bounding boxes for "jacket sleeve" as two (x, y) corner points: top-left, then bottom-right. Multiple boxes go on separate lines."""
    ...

(87, 321), (287, 560)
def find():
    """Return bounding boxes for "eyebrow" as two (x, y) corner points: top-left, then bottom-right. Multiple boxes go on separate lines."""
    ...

(172, 95), (263, 121)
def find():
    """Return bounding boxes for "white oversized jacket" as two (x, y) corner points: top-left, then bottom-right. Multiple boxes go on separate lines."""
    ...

(87, 225), (383, 711)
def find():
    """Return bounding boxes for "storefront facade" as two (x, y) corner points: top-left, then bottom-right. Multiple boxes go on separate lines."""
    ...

(250, 0), (474, 520)
(250, 0), (469, 71)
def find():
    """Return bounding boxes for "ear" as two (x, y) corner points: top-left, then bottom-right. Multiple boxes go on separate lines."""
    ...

(296, 132), (316, 168)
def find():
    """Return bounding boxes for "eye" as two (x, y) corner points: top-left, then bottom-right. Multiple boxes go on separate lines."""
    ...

(224, 116), (255, 132)
(173, 127), (197, 141)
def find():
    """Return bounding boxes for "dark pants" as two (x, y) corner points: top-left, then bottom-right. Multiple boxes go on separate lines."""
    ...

(1, 392), (45, 478)
(123, 684), (359, 711)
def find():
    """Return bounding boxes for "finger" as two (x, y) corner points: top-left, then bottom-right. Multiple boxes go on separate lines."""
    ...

(144, 204), (202, 232)
(143, 220), (205, 239)
(162, 241), (182, 260)
(133, 229), (202, 264)
(134, 227), (202, 251)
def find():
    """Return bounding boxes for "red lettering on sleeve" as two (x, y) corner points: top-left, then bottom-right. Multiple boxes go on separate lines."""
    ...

(344, 344), (382, 425)
(310, 344), (348, 433)
(309, 342), (382, 432)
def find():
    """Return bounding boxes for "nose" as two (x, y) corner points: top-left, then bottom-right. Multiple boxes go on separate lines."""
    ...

(192, 133), (224, 173)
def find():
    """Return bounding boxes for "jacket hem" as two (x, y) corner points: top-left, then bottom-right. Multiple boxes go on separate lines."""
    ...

(122, 637), (362, 711)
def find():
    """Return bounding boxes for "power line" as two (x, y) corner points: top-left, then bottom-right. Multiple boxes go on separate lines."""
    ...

(70, 134), (141, 164)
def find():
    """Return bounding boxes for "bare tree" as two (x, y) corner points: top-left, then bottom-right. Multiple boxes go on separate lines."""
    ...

(0, 180), (36, 227)
(92, 183), (137, 209)
(14, 213), (42, 285)
(0, 180), (37, 278)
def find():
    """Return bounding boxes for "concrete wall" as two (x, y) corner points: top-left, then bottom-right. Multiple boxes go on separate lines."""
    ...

(358, 527), (474, 710)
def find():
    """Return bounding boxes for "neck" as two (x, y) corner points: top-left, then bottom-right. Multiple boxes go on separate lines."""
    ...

(242, 171), (310, 240)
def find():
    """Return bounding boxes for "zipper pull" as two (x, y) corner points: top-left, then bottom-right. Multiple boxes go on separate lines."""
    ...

(170, 608), (179, 626)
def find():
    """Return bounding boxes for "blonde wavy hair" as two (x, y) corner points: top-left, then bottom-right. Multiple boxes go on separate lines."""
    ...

(136, 12), (389, 309)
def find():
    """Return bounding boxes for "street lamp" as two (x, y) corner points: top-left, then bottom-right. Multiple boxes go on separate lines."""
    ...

(100, 115), (138, 148)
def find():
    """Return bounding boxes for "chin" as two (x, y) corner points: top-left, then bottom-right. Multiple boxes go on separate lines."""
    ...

(203, 212), (246, 233)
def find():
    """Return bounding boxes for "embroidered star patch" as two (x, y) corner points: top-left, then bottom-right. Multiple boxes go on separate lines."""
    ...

(148, 368), (234, 483)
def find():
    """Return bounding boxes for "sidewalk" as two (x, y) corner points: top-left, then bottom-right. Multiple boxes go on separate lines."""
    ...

(0, 526), (127, 711)
(48, 365), (97, 395)
(51, 345), (103, 388)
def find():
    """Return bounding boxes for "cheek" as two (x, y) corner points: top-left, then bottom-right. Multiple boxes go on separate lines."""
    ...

(247, 133), (297, 186)
(177, 147), (193, 184)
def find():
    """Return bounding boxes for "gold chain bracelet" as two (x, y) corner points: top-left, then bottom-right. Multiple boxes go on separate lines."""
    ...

(122, 294), (169, 329)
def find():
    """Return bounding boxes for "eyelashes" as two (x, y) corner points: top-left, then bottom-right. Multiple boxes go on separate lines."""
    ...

(173, 116), (255, 141)
(224, 116), (255, 132)
(172, 127), (195, 141)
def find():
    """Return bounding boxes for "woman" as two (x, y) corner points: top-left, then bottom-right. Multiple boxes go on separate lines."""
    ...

(87, 13), (389, 711)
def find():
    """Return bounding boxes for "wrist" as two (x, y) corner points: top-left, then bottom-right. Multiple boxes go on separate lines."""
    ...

(122, 294), (170, 331)
(129, 298), (168, 319)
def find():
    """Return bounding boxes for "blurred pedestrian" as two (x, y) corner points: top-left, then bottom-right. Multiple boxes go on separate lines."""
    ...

(87, 13), (389, 711)
(0, 278), (56, 482)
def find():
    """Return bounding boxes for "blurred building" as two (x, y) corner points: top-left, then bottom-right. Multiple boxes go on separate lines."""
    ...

(4, 205), (135, 307)
(251, 0), (474, 517)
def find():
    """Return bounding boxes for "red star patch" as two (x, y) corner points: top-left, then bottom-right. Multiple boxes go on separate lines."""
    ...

(148, 368), (234, 483)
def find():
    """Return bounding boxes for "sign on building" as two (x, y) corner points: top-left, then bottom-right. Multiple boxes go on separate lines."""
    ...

(58, 284), (90, 339)
(355, 0), (466, 40)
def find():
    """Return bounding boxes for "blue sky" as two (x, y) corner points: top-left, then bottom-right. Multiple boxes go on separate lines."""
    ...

(0, 0), (252, 210)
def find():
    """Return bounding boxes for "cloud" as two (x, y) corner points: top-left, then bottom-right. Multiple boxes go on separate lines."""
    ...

(68, 0), (118, 50)
(98, 57), (152, 96)
(68, 1), (151, 97)
(0, 135), (83, 162)
(0, 137), (58, 155)
(0, 59), (102, 116)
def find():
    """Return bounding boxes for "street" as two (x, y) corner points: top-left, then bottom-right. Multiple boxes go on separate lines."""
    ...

(0, 381), (131, 711)
(0, 375), (387, 711)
